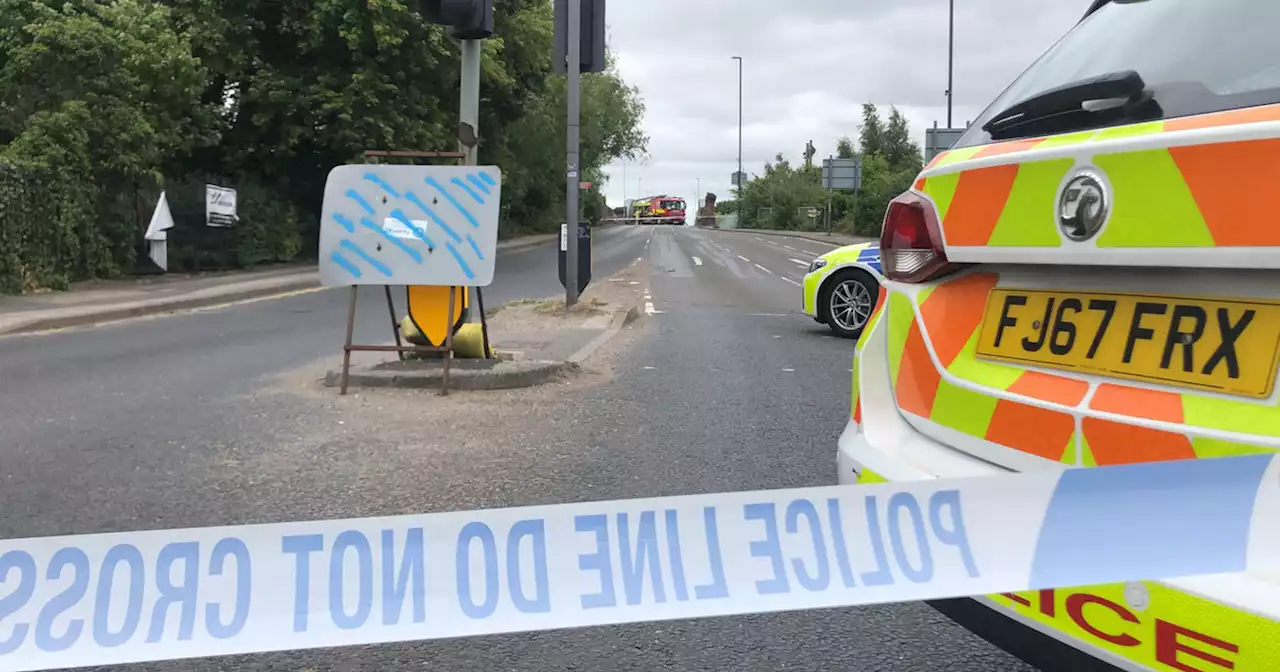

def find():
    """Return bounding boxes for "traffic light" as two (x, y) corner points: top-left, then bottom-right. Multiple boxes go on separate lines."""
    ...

(418, 0), (493, 40)
(553, 0), (606, 74)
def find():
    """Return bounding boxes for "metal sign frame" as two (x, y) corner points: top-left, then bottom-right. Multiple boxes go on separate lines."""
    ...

(334, 150), (495, 397)
(822, 158), (862, 191)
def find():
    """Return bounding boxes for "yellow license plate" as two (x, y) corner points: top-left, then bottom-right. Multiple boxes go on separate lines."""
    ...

(975, 289), (1280, 398)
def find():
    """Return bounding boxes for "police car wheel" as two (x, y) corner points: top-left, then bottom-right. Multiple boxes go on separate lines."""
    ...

(821, 270), (877, 340)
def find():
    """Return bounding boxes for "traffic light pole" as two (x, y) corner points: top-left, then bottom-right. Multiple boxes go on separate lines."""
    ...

(459, 39), (482, 166)
(564, 0), (581, 308)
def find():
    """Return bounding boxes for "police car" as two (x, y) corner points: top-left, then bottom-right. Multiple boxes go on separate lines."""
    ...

(801, 243), (883, 339)
(841, 0), (1280, 670)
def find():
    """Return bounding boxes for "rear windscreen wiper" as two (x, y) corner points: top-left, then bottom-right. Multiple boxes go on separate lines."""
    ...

(983, 70), (1160, 140)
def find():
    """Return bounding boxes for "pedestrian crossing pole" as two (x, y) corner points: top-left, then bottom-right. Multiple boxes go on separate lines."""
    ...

(564, 0), (581, 308)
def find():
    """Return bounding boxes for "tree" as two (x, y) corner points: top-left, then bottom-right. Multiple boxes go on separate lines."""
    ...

(0, 0), (649, 290)
(858, 103), (886, 159)
(0, 0), (219, 282)
(851, 104), (923, 236)
(836, 137), (857, 159)
(735, 153), (827, 231)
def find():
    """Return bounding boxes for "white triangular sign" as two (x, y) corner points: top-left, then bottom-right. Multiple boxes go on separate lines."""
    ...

(145, 191), (175, 241)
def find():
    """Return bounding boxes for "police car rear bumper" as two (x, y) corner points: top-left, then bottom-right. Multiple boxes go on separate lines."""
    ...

(838, 343), (1280, 672)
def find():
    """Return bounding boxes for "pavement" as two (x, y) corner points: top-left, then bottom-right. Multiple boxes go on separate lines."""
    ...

(0, 231), (561, 335)
(0, 224), (1036, 672)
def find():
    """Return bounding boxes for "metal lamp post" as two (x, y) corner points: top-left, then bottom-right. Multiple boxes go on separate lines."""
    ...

(731, 56), (743, 188)
(946, 0), (954, 127)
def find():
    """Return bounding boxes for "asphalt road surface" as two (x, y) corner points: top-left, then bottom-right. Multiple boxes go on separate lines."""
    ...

(0, 225), (1035, 671)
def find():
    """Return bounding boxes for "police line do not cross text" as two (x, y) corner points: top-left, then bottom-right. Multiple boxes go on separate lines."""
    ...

(1, 456), (1278, 671)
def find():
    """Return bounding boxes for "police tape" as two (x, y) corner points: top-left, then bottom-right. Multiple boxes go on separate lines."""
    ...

(1, 455), (1278, 671)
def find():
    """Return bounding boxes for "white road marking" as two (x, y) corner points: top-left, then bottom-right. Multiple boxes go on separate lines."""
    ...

(754, 264), (773, 275)
(737, 255), (750, 263)
(780, 277), (801, 286)
(782, 245), (798, 251)
(629, 281), (640, 285)
(789, 258), (808, 266)
(644, 301), (663, 315)
(782, 368), (795, 373)
(754, 237), (765, 242)
(692, 256), (703, 266)
(773, 335), (782, 339)
(643, 366), (656, 370)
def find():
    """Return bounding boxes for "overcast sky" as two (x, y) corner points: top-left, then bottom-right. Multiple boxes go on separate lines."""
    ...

(599, 0), (1094, 211)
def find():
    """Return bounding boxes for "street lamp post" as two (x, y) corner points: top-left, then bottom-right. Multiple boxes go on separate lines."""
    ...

(946, 0), (954, 127)
(731, 56), (743, 188)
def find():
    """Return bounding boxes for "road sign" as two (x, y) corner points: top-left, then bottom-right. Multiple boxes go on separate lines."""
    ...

(318, 164), (502, 287)
(406, 285), (469, 346)
(579, 181), (593, 190)
(926, 127), (967, 163)
(806, 207), (820, 219)
(822, 158), (862, 191)
(731, 171), (748, 187)
(559, 222), (591, 295)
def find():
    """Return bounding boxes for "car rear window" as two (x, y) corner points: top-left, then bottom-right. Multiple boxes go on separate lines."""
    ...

(955, 0), (1280, 148)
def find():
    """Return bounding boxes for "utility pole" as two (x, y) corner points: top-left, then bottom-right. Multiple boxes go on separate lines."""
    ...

(947, 0), (954, 128)
(564, 0), (581, 307)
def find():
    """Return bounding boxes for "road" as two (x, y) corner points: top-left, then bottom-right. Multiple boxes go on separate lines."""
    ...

(0, 225), (1034, 671)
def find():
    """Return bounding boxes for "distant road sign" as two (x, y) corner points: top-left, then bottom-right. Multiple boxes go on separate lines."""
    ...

(822, 158), (862, 191)
(579, 181), (593, 190)
(731, 171), (748, 187)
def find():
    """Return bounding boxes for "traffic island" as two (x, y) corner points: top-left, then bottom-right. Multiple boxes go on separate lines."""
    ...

(324, 257), (649, 393)
(323, 357), (570, 391)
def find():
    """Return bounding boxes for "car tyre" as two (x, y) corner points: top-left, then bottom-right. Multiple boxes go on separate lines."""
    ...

(819, 269), (879, 340)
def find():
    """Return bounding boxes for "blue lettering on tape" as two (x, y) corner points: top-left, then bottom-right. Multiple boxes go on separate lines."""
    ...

(785, 500), (830, 592)
(35, 547), (90, 652)
(928, 491), (979, 578)
(887, 493), (933, 583)
(330, 531), (373, 630)
(664, 510), (690, 602)
(0, 550), (35, 655)
(381, 529), (426, 625)
(207, 538), (251, 639)
(93, 544), (145, 648)
(744, 503), (789, 595)
(859, 497), (895, 587)
(507, 520), (550, 614)
(618, 512), (666, 606)
(456, 522), (499, 619)
(0, 456), (1270, 668)
(575, 514), (616, 609)
(282, 534), (324, 632)
(693, 507), (729, 600)
(826, 499), (858, 588)
(147, 541), (200, 643)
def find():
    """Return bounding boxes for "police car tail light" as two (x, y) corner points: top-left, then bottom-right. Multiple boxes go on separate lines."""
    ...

(880, 191), (953, 283)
